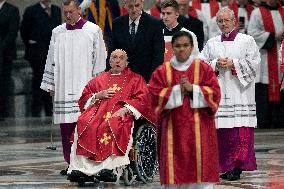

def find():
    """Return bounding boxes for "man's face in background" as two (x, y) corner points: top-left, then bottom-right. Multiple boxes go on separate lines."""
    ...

(63, 1), (81, 25)
(125, 0), (144, 21)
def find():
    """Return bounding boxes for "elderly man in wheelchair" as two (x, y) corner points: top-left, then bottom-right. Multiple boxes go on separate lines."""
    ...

(67, 49), (158, 185)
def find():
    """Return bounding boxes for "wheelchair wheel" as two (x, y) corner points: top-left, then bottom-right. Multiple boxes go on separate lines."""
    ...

(123, 166), (135, 186)
(133, 123), (158, 183)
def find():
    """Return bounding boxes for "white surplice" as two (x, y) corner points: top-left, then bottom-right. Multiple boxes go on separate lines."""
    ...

(40, 21), (107, 124)
(190, 1), (219, 42)
(189, 1), (219, 28)
(200, 33), (260, 128)
(195, 9), (210, 44)
(208, 16), (221, 39)
(247, 8), (284, 84)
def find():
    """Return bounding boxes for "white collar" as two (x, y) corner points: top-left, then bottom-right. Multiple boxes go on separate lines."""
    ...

(111, 72), (122, 75)
(71, 17), (82, 26)
(223, 28), (236, 37)
(0, 1), (6, 10)
(170, 55), (195, 71)
(40, 2), (51, 9)
(129, 11), (142, 26)
(166, 23), (179, 31)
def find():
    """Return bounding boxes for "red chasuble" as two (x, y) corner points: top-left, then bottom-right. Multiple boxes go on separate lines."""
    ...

(188, 6), (198, 19)
(150, 6), (161, 19)
(148, 60), (221, 184)
(259, 6), (284, 101)
(191, 0), (219, 18)
(75, 68), (156, 161)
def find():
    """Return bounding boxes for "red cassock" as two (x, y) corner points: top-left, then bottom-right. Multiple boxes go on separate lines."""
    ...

(148, 60), (221, 184)
(75, 68), (156, 161)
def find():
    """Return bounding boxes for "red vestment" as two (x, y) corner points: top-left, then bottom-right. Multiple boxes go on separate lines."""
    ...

(148, 60), (221, 184)
(191, 0), (219, 18)
(259, 6), (284, 101)
(150, 6), (161, 19)
(188, 6), (198, 19)
(76, 68), (156, 161)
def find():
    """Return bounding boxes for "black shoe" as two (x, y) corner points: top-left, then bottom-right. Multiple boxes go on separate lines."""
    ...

(228, 173), (240, 181)
(60, 166), (69, 175)
(227, 168), (242, 181)
(220, 171), (231, 179)
(234, 168), (243, 175)
(68, 170), (97, 183)
(96, 169), (117, 182)
(0, 114), (4, 121)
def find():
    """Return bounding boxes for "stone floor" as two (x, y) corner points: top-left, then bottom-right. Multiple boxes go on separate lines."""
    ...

(0, 117), (284, 189)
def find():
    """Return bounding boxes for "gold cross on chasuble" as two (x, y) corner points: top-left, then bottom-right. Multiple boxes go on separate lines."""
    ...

(165, 48), (168, 54)
(108, 84), (121, 92)
(103, 112), (112, 121)
(100, 133), (112, 145)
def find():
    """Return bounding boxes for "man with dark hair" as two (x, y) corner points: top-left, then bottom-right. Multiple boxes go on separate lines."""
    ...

(63, 0), (81, 6)
(0, 0), (20, 120)
(109, 0), (164, 82)
(21, 0), (62, 117)
(41, 0), (106, 175)
(161, 0), (200, 62)
(149, 31), (221, 188)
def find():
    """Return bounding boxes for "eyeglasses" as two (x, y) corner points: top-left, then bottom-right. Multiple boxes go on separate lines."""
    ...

(111, 55), (126, 61)
(217, 19), (233, 24)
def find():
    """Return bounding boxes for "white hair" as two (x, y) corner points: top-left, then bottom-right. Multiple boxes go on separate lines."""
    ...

(110, 49), (128, 61)
(216, 7), (235, 22)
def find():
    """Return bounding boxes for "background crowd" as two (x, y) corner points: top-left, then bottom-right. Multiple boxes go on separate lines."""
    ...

(1, 0), (284, 187)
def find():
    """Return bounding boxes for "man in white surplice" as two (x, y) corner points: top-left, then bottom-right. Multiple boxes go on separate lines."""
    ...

(40, 0), (106, 174)
(200, 7), (260, 181)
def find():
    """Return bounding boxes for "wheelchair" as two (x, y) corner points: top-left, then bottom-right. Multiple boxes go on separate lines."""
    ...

(69, 120), (158, 186)
(123, 120), (158, 185)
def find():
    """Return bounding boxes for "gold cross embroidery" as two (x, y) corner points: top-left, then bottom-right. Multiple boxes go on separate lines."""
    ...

(109, 84), (121, 92)
(103, 112), (112, 121)
(100, 133), (111, 145)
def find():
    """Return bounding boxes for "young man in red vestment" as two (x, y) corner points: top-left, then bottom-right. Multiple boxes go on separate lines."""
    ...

(148, 31), (221, 188)
(67, 49), (156, 183)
